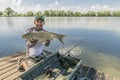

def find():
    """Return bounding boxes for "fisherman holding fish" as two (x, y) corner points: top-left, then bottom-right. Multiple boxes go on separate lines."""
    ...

(17, 16), (51, 71)
(18, 15), (65, 71)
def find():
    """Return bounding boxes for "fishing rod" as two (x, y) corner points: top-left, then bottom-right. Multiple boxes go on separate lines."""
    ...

(42, 39), (85, 76)
(40, 39), (85, 80)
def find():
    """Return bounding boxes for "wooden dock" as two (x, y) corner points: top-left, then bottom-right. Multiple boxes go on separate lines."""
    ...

(0, 51), (120, 80)
(0, 51), (25, 80)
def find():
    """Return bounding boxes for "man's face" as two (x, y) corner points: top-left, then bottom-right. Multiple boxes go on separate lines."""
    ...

(34, 20), (44, 29)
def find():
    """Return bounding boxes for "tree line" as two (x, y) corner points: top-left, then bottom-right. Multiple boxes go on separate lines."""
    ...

(0, 7), (120, 17)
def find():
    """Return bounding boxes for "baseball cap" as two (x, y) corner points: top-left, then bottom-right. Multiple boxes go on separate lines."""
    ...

(35, 15), (44, 21)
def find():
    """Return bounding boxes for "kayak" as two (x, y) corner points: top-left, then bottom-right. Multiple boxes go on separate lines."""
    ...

(17, 51), (82, 80)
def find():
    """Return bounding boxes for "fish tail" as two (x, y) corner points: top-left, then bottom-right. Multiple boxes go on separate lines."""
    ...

(58, 35), (66, 44)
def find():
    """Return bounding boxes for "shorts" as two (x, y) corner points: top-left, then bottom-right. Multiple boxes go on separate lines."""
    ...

(27, 53), (45, 67)
(27, 56), (42, 66)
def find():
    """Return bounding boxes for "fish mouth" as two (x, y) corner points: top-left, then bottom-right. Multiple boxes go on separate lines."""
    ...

(21, 34), (25, 38)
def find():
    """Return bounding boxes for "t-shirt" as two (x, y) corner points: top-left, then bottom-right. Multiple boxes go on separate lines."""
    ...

(26, 27), (45, 56)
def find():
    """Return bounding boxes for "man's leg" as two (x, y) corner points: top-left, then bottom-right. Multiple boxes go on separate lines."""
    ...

(21, 60), (29, 70)
(17, 58), (28, 72)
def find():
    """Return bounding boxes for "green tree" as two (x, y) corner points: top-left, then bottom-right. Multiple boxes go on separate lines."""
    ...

(53, 10), (58, 16)
(85, 11), (96, 16)
(0, 11), (3, 16)
(57, 10), (66, 16)
(35, 11), (42, 16)
(44, 10), (50, 16)
(4, 7), (14, 16)
(26, 11), (34, 16)
(74, 12), (83, 16)
(112, 11), (120, 16)
(97, 11), (111, 16)
(49, 10), (54, 16)
(104, 11), (111, 16)
(66, 10), (73, 16)
(10, 11), (17, 16)
(17, 14), (26, 16)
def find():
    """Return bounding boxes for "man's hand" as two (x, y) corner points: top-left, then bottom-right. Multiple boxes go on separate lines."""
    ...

(30, 40), (37, 46)
(26, 39), (37, 48)
(44, 40), (50, 46)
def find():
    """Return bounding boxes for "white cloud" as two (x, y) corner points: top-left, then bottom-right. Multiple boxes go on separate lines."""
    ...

(60, 6), (66, 10)
(0, 1), (119, 13)
(15, 0), (22, 7)
(55, 1), (58, 6)
(0, 0), (11, 6)
(12, 0), (23, 7)
(11, 0), (28, 13)
(12, 0), (17, 7)
(90, 4), (114, 11)
(36, 5), (44, 12)
(47, 1), (60, 10)
(0, 0), (11, 11)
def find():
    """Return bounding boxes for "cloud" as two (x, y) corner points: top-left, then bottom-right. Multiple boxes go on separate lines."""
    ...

(90, 4), (114, 11)
(0, 0), (11, 11)
(0, 0), (11, 6)
(12, 0), (28, 13)
(12, 0), (22, 7)
(12, 2), (45, 13)
(55, 1), (58, 6)
(12, 0), (17, 7)
(0, 0), (119, 13)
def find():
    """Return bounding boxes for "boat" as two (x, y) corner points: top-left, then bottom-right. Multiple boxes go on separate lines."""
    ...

(0, 50), (119, 80)
(17, 51), (82, 80)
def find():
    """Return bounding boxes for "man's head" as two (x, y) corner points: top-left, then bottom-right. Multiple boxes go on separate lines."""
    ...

(34, 16), (45, 30)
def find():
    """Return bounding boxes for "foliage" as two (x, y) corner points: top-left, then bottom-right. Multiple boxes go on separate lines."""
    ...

(85, 11), (96, 16)
(97, 11), (112, 16)
(35, 11), (42, 16)
(0, 11), (3, 16)
(4, 7), (14, 16)
(44, 10), (50, 16)
(0, 7), (120, 17)
(26, 11), (34, 16)
(112, 11), (120, 16)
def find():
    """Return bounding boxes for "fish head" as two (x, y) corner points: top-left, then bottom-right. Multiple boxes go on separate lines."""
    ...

(21, 33), (31, 39)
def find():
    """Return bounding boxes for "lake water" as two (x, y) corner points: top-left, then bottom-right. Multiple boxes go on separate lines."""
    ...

(0, 17), (120, 78)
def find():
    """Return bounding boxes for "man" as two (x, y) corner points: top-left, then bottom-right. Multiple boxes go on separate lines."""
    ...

(18, 16), (50, 71)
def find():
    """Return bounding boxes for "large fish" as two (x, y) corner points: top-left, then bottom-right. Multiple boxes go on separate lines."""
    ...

(22, 31), (66, 44)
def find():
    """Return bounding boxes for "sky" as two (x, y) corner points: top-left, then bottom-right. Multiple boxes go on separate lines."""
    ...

(0, 0), (120, 13)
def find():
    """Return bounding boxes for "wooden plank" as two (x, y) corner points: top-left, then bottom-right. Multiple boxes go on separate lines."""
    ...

(0, 64), (17, 75)
(0, 54), (25, 71)
(0, 67), (18, 80)
(0, 62), (17, 71)
(0, 52), (25, 62)
(0, 52), (25, 80)
(2, 71), (23, 80)
(0, 53), (19, 61)
(0, 54), (25, 67)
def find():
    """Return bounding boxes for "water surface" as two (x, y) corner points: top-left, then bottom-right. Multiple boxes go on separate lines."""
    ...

(0, 17), (120, 77)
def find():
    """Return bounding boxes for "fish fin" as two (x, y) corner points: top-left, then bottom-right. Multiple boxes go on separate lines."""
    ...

(59, 35), (66, 44)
